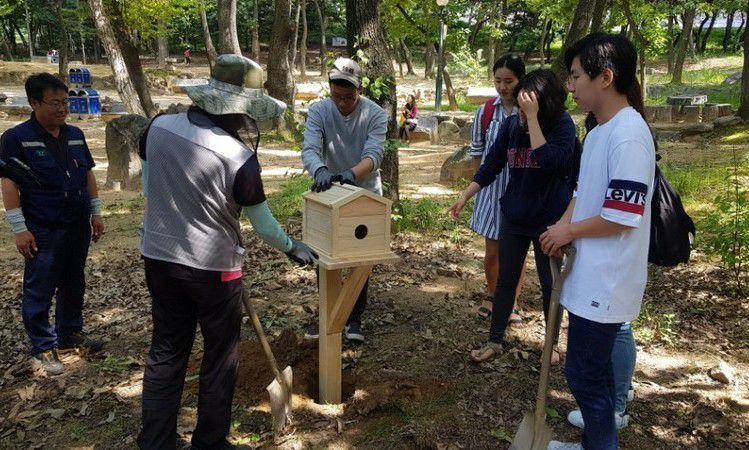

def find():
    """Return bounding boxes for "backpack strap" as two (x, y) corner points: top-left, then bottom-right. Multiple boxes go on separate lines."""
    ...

(480, 98), (496, 138)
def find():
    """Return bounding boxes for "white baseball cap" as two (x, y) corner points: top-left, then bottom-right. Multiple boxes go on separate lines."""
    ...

(328, 58), (362, 88)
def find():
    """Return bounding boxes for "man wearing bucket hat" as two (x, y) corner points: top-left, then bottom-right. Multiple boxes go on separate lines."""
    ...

(300, 57), (388, 343)
(137, 54), (318, 450)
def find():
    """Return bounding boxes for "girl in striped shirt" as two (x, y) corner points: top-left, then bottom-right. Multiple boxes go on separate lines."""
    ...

(468, 54), (527, 323)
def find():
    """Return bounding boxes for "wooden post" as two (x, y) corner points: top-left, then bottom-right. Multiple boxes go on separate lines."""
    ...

(318, 265), (373, 404)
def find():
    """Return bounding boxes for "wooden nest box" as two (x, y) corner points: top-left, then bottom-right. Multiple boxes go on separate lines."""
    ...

(303, 184), (399, 269)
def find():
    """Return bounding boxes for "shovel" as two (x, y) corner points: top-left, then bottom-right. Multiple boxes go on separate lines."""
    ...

(511, 247), (576, 450)
(241, 282), (293, 435)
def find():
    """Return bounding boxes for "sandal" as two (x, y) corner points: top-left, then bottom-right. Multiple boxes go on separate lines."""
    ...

(477, 299), (493, 319)
(508, 309), (524, 327)
(470, 342), (503, 363)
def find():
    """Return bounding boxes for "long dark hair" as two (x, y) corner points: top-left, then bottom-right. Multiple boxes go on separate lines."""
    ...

(493, 53), (526, 79)
(564, 32), (645, 132)
(512, 69), (568, 132)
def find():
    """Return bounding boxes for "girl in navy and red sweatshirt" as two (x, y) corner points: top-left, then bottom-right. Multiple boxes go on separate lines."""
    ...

(449, 69), (580, 362)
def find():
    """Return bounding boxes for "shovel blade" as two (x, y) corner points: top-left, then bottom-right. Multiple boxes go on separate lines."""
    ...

(266, 366), (293, 434)
(510, 412), (553, 450)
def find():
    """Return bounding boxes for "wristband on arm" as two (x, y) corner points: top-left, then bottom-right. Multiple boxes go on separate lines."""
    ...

(91, 197), (102, 216)
(5, 208), (27, 234)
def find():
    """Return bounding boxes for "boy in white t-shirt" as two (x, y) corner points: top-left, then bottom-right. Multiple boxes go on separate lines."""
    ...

(539, 33), (655, 450)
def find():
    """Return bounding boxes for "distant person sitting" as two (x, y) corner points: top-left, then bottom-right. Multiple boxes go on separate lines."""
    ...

(399, 94), (418, 143)
(183, 48), (192, 65)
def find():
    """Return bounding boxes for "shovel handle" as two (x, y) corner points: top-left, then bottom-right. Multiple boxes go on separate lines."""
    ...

(241, 282), (288, 388)
(533, 248), (576, 439)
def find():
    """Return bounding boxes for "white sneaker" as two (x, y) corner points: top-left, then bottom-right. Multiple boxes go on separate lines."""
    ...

(627, 387), (634, 402)
(567, 409), (630, 429)
(547, 441), (583, 450)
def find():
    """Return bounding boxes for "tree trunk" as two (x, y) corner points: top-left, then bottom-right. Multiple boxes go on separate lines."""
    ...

(25, 1), (33, 59)
(539, 17), (550, 67)
(200, 6), (218, 68)
(55, 0), (69, 80)
(79, 27), (87, 65)
(313, 0), (328, 73)
(93, 35), (100, 63)
(266, 0), (295, 111)
(487, 35), (496, 79)
(735, 13), (746, 51)
(0, 25), (12, 61)
(667, 15), (674, 73)
(289, 0), (301, 73)
(399, 38), (415, 75)
(739, 5), (749, 120)
(88, 0), (146, 116)
(346, 0), (398, 204)
(425, 43), (435, 79)
(300, 0), (308, 78)
(442, 67), (459, 111)
(250, 0), (260, 61)
(551, 0), (596, 78)
(156, 35), (168, 68)
(699, 10), (718, 54)
(217, 0), (241, 55)
(395, 41), (403, 77)
(724, 10), (735, 52)
(672, 8), (696, 84)
(694, 12), (710, 52)
(590, 0), (607, 33)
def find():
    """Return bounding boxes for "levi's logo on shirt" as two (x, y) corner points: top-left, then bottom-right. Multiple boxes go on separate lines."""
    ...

(603, 179), (648, 215)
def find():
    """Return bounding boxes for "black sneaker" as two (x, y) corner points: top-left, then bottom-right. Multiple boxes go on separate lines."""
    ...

(344, 322), (365, 343)
(58, 332), (105, 353)
(31, 349), (64, 376)
(303, 323), (319, 340)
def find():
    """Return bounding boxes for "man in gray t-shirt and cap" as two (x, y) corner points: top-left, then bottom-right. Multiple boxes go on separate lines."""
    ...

(301, 57), (388, 343)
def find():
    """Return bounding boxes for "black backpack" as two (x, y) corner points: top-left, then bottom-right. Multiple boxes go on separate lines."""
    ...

(648, 157), (696, 266)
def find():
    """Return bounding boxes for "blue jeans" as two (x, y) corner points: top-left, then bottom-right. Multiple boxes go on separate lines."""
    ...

(22, 221), (91, 354)
(612, 322), (636, 413)
(566, 313), (621, 450)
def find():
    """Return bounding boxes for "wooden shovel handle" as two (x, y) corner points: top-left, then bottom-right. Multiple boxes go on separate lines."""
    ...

(533, 248), (576, 439)
(241, 282), (288, 387)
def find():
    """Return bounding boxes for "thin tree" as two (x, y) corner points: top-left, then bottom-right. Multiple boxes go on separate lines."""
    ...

(551, 0), (596, 78)
(55, 0), (69, 80)
(313, 0), (327, 73)
(399, 38), (415, 75)
(289, 0), (301, 72)
(25, 0), (33, 59)
(672, 7), (696, 84)
(251, 0), (260, 61)
(348, 0), (398, 202)
(217, 0), (241, 54)
(199, 1), (217, 68)
(590, 0), (608, 33)
(300, 0), (308, 79)
(738, 3), (749, 121)
(88, 0), (146, 115)
(266, 0), (295, 111)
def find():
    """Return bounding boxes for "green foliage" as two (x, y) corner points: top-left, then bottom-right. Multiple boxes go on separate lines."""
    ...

(702, 150), (749, 294)
(634, 302), (678, 346)
(393, 197), (470, 236)
(447, 46), (485, 81)
(384, 138), (401, 156)
(97, 356), (139, 374)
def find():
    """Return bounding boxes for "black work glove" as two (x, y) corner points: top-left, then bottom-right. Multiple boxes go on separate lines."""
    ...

(311, 167), (334, 192)
(0, 159), (41, 188)
(285, 238), (319, 266)
(333, 169), (357, 187)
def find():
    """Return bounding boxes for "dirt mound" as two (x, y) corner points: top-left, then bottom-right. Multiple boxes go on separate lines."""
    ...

(187, 329), (357, 405)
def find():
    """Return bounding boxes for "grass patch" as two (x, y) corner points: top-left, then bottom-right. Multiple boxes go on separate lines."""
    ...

(96, 355), (139, 375)
(266, 175), (309, 223)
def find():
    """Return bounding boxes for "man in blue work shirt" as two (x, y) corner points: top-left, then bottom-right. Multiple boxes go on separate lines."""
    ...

(0, 73), (106, 376)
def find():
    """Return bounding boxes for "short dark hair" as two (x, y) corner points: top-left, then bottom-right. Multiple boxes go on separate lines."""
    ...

(513, 69), (568, 132)
(329, 78), (357, 89)
(564, 32), (645, 130)
(25, 73), (68, 103)
(492, 53), (526, 79)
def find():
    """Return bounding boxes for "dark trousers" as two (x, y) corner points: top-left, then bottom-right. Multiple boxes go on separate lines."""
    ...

(566, 313), (622, 450)
(137, 258), (242, 450)
(316, 268), (368, 325)
(22, 220), (91, 354)
(489, 232), (552, 344)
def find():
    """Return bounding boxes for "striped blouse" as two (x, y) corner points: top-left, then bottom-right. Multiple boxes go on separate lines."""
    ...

(469, 96), (517, 240)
